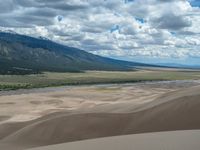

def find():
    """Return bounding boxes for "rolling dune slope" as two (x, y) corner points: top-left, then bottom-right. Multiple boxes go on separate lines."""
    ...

(0, 85), (200, 150)
(28, 130), (200, 150)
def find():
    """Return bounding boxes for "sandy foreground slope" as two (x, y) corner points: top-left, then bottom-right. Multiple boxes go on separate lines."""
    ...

(0, 81), (200, 150)
(28, 130), (200, 150)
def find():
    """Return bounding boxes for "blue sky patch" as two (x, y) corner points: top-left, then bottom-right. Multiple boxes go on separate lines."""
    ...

(135, 18), (145, 24)
(190, 0), (200, 7)
(110, 25), (120, 33)
(124, 0), (134, 4)
(170, 32), (176, 36)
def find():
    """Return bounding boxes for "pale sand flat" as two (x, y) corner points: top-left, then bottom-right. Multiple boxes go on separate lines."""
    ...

(28, 130), (200, 150)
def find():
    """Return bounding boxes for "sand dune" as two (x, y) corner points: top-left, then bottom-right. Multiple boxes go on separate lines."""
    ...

(0, 85), (200, 150)
(28, 130), (200, 150)
(0, 83), (173, 124)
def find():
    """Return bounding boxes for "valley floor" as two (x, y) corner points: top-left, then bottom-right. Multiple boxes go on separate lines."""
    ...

(1, 69), (200, 90)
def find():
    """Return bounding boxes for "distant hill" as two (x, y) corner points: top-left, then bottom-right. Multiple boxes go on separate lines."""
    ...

(0, 32), (152, 74)
(156, 63), (200, 69)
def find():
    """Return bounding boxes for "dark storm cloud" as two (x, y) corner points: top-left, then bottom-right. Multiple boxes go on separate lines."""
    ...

(0, 0), (15, 13)
(0, 0), (88, 27)
(157, 0), (186, 2)
(26, 9), (58, 17)
(152, 14), (192, 30)
(13, 0), (39, 7)
(0, 15), (53, 28)
(13, 0), (88, 10)
(15, 15), (54, 26)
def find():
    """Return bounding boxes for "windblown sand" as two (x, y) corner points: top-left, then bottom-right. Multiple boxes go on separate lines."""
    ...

(28, 130), (200, 150)
(0, 80), (200, 150)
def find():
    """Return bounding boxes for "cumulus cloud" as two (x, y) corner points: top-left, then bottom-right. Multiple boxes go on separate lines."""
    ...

(0, 0), (200, 63)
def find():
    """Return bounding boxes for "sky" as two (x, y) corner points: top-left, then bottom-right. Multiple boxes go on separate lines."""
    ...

(0, 0), (200, 65)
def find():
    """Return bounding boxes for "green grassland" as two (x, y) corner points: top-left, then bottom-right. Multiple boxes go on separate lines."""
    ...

(0, 70), (200, 90)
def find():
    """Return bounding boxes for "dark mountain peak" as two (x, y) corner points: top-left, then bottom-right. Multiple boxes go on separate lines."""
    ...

(0, 32), (151, 74)
(38, 36), (50, 41)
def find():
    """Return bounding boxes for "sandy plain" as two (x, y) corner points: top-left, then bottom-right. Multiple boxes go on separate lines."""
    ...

(0, 80), (200, 150)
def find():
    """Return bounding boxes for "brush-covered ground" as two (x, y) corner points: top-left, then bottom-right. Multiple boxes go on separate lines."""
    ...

(0, 69), (200, 90)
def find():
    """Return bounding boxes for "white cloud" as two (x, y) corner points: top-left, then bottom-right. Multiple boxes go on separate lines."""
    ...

(0, 0), (200, 62)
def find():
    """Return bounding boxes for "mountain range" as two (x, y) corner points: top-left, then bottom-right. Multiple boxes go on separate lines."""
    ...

(0, 32), (153, 74)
